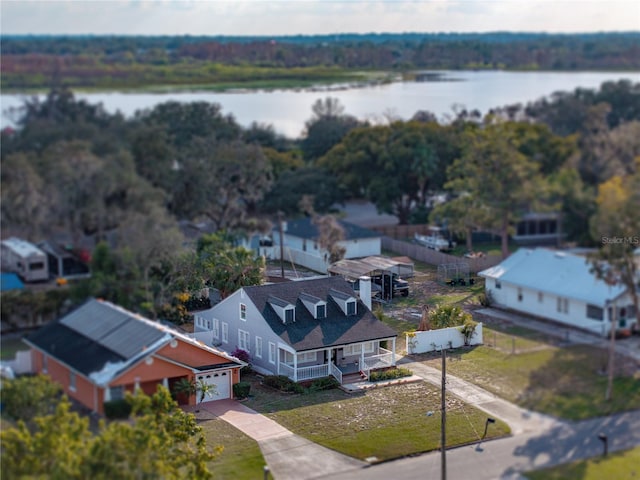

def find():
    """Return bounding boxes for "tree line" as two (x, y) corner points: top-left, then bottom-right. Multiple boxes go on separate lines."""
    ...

(1, 79), (638, 322)
(2, 33), (639, 90)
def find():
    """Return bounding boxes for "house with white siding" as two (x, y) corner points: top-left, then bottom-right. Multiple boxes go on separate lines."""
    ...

(270, 217), (381, 274)
(193, 276), (397, 384)
(479, 248), (637, 337)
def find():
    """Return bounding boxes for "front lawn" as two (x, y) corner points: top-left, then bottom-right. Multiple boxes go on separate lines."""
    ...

(244, 376), (510, 462)
(419, 333), (640, 421)
(524, 446), (640, 480)
(199, 417), (266, 479)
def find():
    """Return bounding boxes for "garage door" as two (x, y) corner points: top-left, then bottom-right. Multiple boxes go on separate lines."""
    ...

(196, 370), (231, 403)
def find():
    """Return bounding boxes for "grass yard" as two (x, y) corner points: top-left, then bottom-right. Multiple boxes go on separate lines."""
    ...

(244, 376), (510, 462)
(198, 417), (266, 479)
(419, 335), (640, 421)
(524, 446), (640, 480)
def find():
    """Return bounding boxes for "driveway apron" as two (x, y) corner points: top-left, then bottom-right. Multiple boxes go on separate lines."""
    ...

(189, 399), (366, 479)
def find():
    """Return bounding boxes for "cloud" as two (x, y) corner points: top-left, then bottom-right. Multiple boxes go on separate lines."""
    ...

(1, 0), (638, 35)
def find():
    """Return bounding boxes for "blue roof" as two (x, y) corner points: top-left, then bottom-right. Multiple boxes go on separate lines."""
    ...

(0, 273), (24, 291)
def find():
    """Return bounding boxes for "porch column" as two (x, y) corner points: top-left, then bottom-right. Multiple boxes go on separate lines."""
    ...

(134, 377), (141, 392)
(293, 352), (298, 382)
(360, 346), (365, 371)
(162, 378), (169, 389)
(392, 337), (396, 365)
(104, 387), (111, 402)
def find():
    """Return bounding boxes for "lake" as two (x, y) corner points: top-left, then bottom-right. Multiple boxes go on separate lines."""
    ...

(2, 70), (639, 139)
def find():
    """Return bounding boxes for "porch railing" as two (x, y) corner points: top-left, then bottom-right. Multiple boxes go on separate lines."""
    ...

(362, 349), (395, 372)
(329, 362), (342, 384)
(297, 363), (329, 381)
(280, 363), (329, 382)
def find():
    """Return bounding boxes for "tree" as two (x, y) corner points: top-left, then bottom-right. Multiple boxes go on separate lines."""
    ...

(197, 232), (265, 299)
(0, 374), (63, 423)
(302, 97), (361, 161)
(429, 305), (472, 329)
(172, 378), (218, 403)
(319, 121), (456, 224)
(0, 381), (220, 480)
(589, 162), (640, 335)
(444, 120), (547, 258)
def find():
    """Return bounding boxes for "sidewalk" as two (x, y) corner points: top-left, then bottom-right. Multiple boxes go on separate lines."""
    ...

(187, 400), (366, 480)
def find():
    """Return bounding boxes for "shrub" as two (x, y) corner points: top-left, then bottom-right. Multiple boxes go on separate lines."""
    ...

(262, 375), (304, 394)
(0, 374), (62, 422)
(104, 398), (132, 419)
(233, 381), (251, 399)
(460, 318), (479, 345)
(478, 289), (494, 307)
(429, 304), (472, 329)
(369, 367), (413, 382)
(307, 377), (339, 392)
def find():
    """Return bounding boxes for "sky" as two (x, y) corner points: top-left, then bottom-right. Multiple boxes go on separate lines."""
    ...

(1, 0), (639, 36)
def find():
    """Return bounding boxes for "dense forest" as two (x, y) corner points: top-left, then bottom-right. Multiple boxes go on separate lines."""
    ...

(2, 32), (639, 90)
(1, 77), (639, 322)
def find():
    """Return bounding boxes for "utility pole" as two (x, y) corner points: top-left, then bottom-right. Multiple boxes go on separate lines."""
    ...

(278, 211), (285, 279)
(606, 299), (616, 401)
(441, 347), (447, 480)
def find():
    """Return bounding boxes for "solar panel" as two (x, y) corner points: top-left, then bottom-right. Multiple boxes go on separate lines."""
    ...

(100, 318), (166, 358)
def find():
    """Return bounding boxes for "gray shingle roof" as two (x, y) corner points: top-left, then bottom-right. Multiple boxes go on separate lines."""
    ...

(282, 217), (380, 241)
(243, 277), (396, 351)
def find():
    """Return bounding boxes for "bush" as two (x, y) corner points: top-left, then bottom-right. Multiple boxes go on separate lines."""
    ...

(306, 377), (339, 392)
(0, 374), (62, 422)
(369, 367), (413, 382)
(430, 304), (472, 329)
(104, 398), (132, 419)
(262, 375), (304, 394)
(478, 290), (494, 307)
(233, 381), (251, 399)
(460, 318), (479, 345)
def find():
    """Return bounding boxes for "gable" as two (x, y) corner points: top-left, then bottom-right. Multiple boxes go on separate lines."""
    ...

(157, 338), (238, 369)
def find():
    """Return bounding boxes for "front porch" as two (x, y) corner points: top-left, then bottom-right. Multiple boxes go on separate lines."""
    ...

(277, 339), (396, 384)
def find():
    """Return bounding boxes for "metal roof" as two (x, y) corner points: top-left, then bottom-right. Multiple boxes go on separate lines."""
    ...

(1, 237), (46, 258)
(479, 248), (628, 306)
(328, 255), (414, 280)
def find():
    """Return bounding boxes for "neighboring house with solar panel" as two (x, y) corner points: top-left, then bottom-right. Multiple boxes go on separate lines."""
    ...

(24, 298), (245, 415)
(479, 248), (638, 337)
(193, 276), (398, 385)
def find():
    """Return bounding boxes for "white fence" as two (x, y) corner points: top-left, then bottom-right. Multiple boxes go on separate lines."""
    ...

(406, 323), (483, 354)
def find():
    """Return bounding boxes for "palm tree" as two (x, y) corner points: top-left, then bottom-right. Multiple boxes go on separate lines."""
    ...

(172, 378), (217, 403)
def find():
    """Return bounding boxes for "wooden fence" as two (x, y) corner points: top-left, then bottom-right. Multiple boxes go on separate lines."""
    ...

(382, 237), (501, 273)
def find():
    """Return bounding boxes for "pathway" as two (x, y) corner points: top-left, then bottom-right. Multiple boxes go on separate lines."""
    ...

(186, 400), (366, 480)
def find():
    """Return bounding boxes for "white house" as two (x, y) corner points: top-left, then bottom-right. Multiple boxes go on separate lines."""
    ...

(479, 248), (637, 337)
(193, 276), (397, 384)
(270, 217), (382, 274)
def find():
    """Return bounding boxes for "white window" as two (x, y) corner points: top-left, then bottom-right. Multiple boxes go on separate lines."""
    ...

(69, 372), (76, 392)
(213, 318), (220, 339)
(238, 330), (250, 351)
(283, 351), (294, 365)
(269, 342), (276, 364)
(109, 386), (124, 401)
(207, 319), (212, 330)
(557, 297), (569, 314)
(255, 336), (263, 358)
(495, 279), (501, 289)
(517, 288), (523, 302)
(316, 304), (326, 319)
(297, 351), (316, 363)
(285, 308), (295, 323)
(222, 322), (229, 343)
(363, 342), (374, 353)
(344, 344), (362, 356)
(240, 303), (247, 320)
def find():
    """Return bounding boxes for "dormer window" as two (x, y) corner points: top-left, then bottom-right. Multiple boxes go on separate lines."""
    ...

(268, 295), (296, 324)
(329, 288), (358, 316)
(299, 292), (327, 320)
